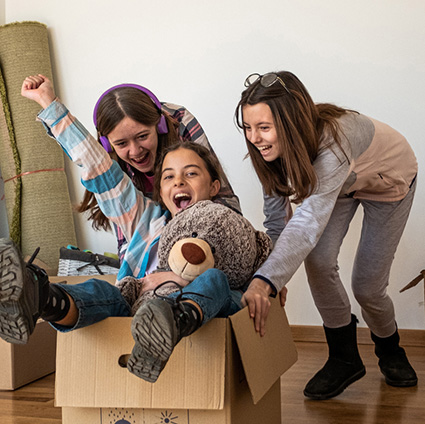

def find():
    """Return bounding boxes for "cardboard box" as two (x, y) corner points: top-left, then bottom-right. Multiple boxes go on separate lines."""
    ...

(0, 320), (57, 390)
(0, 274), (111, 390)
(54, 275), (297, 424)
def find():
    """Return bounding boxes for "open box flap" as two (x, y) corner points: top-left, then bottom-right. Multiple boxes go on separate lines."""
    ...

(399, 270), (425, 292)
(229, 298), (298, 404)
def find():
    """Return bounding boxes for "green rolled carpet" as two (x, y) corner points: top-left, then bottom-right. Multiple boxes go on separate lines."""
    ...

(0, 21), (76, 272)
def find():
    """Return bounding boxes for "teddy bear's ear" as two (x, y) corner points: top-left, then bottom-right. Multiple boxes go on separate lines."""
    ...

(253, 231), (273, 270)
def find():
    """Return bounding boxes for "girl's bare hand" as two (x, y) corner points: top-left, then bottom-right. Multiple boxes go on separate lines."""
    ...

(140, 271), (189, 294)
(21, 74), (56, 109)
(279, 286), (288, 307)
(241, 278), (272, 337)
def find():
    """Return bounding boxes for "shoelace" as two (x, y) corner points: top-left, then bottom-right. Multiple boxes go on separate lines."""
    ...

(24, 246), (49, 318)
(26, 246), (48, 282)
(153, 280), (208, 336)
(27, 246), (40, 265)
(153, 280), (212, 303)
(153, 280), (211, 322)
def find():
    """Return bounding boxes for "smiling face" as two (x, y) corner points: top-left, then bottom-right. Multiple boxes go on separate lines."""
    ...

(159, 147), (220, 217)
(242, 102), (281, 162)
(107, 116), (158, 173)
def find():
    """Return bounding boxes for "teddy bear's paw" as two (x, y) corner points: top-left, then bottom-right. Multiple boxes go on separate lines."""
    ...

(116, 276), (143, 306)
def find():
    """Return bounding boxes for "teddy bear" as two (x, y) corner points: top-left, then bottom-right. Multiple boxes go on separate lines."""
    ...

(117, 200), (272, 315)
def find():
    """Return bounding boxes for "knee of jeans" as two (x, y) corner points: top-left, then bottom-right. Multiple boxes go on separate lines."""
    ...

(203, 268), (226, 279)
(203, 268), (229, 287)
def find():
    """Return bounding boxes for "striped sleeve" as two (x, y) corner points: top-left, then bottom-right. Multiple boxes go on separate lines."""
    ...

(37, 99), (158, 243)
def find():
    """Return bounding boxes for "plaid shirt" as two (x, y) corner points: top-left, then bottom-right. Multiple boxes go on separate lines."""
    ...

(114, 102), (241, 263)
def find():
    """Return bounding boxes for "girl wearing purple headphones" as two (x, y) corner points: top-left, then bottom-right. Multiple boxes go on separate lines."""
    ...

(22, 75), (240, 292)
(78, 80), (241, 263)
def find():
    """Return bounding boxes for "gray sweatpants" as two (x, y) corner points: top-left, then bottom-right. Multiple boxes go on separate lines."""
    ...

(304, 179), (416, 338)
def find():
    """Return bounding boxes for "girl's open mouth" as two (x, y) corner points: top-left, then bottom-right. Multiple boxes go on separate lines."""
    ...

(132, 151), (150, 166)
(174, 193), (192, 210)
(258, 145), (272, 154)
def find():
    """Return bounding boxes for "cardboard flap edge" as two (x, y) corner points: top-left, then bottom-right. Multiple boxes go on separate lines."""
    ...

(399, 271), (425, 293)
(230, 298), (298, 404)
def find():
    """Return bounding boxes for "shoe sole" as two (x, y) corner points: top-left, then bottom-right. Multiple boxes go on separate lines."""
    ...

(127, 299), (178, 382)
(378, 358), (418, 387)
(384, 374), (418, 387)
(304, 366), (366, 400)
(385, 377), (418, 387)
(0, 239), (32, 344)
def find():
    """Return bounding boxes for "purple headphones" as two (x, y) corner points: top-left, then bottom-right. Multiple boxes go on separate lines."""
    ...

(92, 83), (168, 152)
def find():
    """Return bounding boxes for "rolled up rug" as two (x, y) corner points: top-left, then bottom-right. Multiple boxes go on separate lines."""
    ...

(0, 21), (76, 272)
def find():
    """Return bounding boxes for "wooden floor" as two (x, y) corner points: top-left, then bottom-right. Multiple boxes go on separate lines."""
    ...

(0, 329), (424, 424)
(0, 373), (60, 424)
(281, 341), (424, 424)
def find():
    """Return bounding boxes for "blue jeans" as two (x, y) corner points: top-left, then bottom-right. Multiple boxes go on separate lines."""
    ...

(168, 268), (242, 325)
(51, 278), (131, 332)
(51, 269), (242, 332)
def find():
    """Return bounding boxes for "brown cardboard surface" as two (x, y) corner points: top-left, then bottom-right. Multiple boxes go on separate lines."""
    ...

(0, 321), (56, 390)
(56, 317), (226, 409)
(225, 320), (283, 424)
(230, 298), (298, 404)
(62, 382), (281, 424)
(63, 407), (229, 424)
(0, 337), (13, 388)
(0, 274), (113, 391)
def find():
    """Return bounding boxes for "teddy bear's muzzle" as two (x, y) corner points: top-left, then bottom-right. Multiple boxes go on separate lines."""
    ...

(168, 238), (215, 282)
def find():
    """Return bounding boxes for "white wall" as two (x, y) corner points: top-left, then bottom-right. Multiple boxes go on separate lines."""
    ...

(4, 0), (425, 329)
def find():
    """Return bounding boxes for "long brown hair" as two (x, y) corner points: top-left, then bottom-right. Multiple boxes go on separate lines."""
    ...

(152, 142), (223, 207)
(77, 86), (180, 230)
(235, 71), (352, 203)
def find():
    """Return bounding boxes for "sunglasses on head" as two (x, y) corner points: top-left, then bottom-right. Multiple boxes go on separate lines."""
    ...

(244, 72), (291, 95)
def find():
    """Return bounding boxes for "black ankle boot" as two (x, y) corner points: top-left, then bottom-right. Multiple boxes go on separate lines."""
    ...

(0, 239), (50, 344)
(127, 282), (203, 383)
(304, 314), (366, 400)
(371, 329), (417, 387)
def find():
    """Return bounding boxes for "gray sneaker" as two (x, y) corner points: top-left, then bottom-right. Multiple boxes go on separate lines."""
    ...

(127, 283), (202, 383)
(0, 239), (49, 344)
